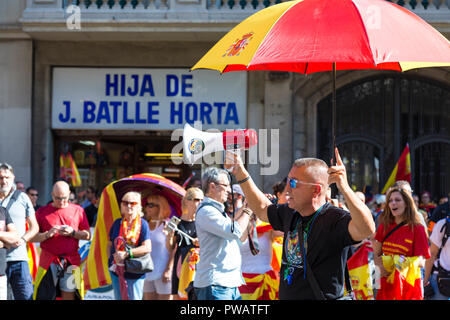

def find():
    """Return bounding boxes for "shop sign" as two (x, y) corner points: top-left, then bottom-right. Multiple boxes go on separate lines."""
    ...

(52, 68), (247, 131)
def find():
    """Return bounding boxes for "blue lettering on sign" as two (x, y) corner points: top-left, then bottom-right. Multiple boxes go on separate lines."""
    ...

(169, 101), (239, 125)
(105, 74), (156, 97)
(200, 102), (212, 124)
(96, 101), (111, 123)
(147, 101), (159, 124)
(135, 102), (146, 124)
(181, 74), (193, 97)
(166, 74), (193, 97)
(83, 101), (96, 123)
(166, 74), (178, 97)
(81, 101), (161, 125)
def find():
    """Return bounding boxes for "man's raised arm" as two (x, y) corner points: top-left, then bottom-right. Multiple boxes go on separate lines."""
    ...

(225, 152), (272, 223)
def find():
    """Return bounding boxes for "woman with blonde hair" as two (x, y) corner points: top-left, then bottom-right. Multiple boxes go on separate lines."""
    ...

(142, 194), (174, 300)
(167, 187), (203, 299)
(108, 191), (151, 300)
(373, 187), (430, 299)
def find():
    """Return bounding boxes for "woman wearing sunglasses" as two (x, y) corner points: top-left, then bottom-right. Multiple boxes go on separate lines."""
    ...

(143, 194), (174, 300)
(166, 187), (203, 299)
(108, 191), (151, 300)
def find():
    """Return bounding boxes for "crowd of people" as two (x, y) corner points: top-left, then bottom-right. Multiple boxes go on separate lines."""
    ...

(0, 153), (449, 300)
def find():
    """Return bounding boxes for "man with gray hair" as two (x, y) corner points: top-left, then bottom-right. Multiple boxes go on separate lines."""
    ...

(194, 167), (254, 300)
(0, 163), (38, 300)
(226, 148), (375, 300)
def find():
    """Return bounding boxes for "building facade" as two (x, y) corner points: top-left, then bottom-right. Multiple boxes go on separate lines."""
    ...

(1, 0), (449, 203)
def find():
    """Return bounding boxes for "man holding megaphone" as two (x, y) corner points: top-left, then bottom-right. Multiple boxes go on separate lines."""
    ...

(193, 167), (254, 300)
(224, 148), (375, 300)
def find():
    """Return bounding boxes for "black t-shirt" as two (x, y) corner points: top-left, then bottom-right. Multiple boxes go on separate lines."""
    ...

(0, 207), (13, 275)
(268, 202), (358, 300)
(171, 219), (198, 294)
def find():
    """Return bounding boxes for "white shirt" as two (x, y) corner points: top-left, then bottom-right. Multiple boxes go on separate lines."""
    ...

(430, 218), (450, 271)
(240, 231), (273, 274)
(194, 197), (244, 288)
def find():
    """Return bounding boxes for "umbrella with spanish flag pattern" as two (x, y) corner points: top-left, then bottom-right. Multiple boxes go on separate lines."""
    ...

(192, 0), (450, 159)
(83, 173), (186, 291)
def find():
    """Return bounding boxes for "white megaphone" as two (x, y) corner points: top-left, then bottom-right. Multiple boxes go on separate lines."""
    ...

(183, 123), (258, 165)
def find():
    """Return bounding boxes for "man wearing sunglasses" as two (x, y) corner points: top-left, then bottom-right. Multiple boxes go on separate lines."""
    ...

(32, 180), (90, 300)
(194, 167), (254, 300)
(225, 148), (375, 300)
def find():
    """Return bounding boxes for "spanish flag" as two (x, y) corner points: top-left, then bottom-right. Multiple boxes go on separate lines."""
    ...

(83, 183), (121, 290)
(178, 248), (200, 299)
(59, 152), (82, 187)
(376, 255), (423, 300)
(347, 242), (374, 300)
(381, 144), (411, 194)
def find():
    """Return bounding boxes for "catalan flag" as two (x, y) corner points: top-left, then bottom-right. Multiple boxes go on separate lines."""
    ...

(25, 221), (39, 283)
(381, 144), (411, 194)
(239, 221), (280, 300)
(83, 173), (185, 291)
(376, 255), (423, 300)
(83, 183), (121, 290)
(59, 152), (82, 187)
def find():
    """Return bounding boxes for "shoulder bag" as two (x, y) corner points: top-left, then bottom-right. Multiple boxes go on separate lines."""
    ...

(114, 236), (154, 274)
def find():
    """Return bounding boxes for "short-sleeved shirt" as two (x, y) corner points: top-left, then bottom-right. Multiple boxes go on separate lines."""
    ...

(268, 202), (358, 300)
(430, 218), (450, 271)
(374, 222), (430, 258)
(0, 207), (13, 275)
(108, 217), (151, 280)
(36, 203), (90, 265)
(0, 188), (35, 262)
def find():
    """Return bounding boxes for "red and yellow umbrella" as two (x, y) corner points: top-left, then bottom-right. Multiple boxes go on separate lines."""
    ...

(192, 0), (450, 157)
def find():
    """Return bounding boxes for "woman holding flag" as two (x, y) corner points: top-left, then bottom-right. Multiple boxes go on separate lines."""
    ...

(373, 187), (430, 300)
(108, 191), (151, 300)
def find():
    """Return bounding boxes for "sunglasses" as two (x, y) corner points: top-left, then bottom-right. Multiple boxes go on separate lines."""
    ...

(29, 193), (39, 197)
(54, 196), (69, 201)
(121, 200), (139, 207)
(187, 198), (203, 202)
(145, 202), (160, 208)
(287, 177), (319, 189)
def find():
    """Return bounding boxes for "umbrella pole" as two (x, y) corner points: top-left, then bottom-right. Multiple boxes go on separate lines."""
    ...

(331, 62), (337, 164)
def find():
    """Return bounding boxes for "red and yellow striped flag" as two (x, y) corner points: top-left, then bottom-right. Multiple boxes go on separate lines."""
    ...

(83, 183), (121, 290)
(381, 144), (411, 194)
(59, 152), (82, 187)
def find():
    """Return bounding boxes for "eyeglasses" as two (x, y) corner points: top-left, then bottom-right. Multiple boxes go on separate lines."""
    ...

(121, 200), (139, 207)
(145, 202), (159, 208)
(287, 177), (319, 189)
(214, 182), (230, 189)
(187, 198), (203, 203)
(29, 193), (39, 197)
(54, 196), (69, 201)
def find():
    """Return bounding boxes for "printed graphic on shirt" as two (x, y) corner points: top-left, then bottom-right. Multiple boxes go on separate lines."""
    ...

(284, 228), (303, 268)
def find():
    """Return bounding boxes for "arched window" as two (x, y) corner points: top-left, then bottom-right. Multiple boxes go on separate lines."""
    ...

(317, 75), (450, 201)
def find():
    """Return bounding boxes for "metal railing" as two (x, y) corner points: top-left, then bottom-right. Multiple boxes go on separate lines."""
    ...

(63, 0), (450, 10)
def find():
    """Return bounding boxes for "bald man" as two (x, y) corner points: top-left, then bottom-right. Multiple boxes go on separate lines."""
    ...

(225, 148), (375, 300)
(32, 180), (90, 300)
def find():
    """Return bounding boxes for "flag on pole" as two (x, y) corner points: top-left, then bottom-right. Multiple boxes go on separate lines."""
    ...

(381, 144), (411, 194)
(59, 152), (82, 187)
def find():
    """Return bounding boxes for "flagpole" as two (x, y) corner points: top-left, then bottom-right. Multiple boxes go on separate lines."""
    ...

(331, 62), (336, 165)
